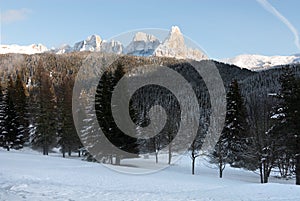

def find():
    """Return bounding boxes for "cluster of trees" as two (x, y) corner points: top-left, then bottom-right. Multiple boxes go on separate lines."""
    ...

(210, 68), (300, 185)
(0, 61), (82, 157)
(0, 53), (299, 185)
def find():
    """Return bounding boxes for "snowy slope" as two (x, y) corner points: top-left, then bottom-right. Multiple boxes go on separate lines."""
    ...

(0, 149), (299, 201)
(221, 54), (300, 71)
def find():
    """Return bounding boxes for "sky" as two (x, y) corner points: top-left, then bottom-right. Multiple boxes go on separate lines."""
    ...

(0, 0), (300, 59)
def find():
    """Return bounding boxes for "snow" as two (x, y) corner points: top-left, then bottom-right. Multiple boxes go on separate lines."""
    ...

(221, 54), (300, 71)
(0, 44), (48, 55)
(0, 148), (299, 201)
(125, 32), (160, 56)
(0, 26), (208, 62)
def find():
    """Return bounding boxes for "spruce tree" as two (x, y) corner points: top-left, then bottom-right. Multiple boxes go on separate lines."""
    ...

(0, 77), (24, 150)
(212, 80), (250, 177)
(14, 73), (29, 145)
(95, 63), (138, 165)
(56, 75), (82, 157)
(272, 67), (300, 185)
(31, 62), (57, 155)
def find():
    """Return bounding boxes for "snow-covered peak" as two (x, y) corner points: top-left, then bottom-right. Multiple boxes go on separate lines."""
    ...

(86, 34), (102, 48)
(0, 44), (48, 54)
(55, 44), (73, 54)
(170, 26), (181, 35)
(133, 32), (158, 42)
(73, 34), (102, 52)
(125, 32), (160, 56)
(221, 54), (300, 71)
(0, 26), (207, 61)
(101, 40), (123, 54)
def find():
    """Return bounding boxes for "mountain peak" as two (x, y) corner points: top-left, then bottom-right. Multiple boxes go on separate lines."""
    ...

(125, 32), (160, 56)
(0, 26), (208, 61)
(170, 26), (181, 34)
(153, 26), (207, 61)
(133, 32), (158, 42)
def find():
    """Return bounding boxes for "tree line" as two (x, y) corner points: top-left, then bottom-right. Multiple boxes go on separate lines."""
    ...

(0, 53), (299, 185)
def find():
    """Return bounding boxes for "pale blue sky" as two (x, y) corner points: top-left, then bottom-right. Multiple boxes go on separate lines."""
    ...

(1, 0), (300, 59)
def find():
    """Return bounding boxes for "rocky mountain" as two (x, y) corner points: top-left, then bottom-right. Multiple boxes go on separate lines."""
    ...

(222, 54), (300, 71)
(2, 26), (300, 71)
(125, 32), (160, 56)
(73, 34), (102, 52)
(0, 26), (208, 62)
(153, 26), (208, 61)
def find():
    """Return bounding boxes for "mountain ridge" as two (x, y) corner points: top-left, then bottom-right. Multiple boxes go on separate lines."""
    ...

(1, 26), (300, 71)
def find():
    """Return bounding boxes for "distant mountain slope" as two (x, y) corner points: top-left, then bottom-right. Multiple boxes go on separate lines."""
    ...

(221, 54), (300, 71)
(0, 44), (48, 54)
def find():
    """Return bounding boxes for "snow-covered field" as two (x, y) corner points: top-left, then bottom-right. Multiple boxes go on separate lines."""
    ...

(0, 149), (299, 201)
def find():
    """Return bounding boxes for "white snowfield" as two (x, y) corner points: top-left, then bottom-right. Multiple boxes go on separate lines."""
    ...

(221, 54), (300, 71)
(0, 149), (299, 201)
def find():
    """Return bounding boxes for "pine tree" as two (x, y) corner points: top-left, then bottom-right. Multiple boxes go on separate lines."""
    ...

(31, 62), (57, 155)
(14, 73), (29, 145)
(0, 83), (7, 148)
(56, 74), (82, 157)
(0, 77), (24, 150)
(212, 80), (250, 177)
(95, 63), (138, 165)
(272, 67), (300, 185)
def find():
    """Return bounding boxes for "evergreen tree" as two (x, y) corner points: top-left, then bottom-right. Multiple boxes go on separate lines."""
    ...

(0, 83), (7, 148)
(0, 77), (24, 150)
(14, 73), (29, 144)
(31, 62), (57, 155)
(95, 63), (138, 165)
(56, 74), (82, 157)
(271, 67), (300, 185)
(212, 80), (250, 177)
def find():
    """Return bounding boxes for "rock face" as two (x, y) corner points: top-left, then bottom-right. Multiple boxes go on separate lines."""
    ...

(100, 40), (123, 54)
(153, 26), (208, 61)
(125, 32), (160, 56)
(73, 34), (102, 52)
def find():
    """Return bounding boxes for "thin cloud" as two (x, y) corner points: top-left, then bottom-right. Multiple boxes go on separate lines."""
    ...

(257, 0), (300, 51)
(1, 8), (31, 24)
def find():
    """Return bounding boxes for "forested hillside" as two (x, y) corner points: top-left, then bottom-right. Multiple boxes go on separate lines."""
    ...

(0, 53), (299, 184)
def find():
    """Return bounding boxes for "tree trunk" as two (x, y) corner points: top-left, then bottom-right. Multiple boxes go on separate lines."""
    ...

(68, 147), (71, 156)
(168, 144), (172, 165)
(218, 144), (224, 178)
(78, 149), (81, 157)
(115, 156), (120, 165)
(219, 166), (223, 178)
(263, 164), (269, 183)
(263, 174), (269, 183)
(259, 163), (263, 184)
(62, 146), (65, 158)
(296, 155), (300, 185)
(155, 152), (158, 164)
(192, 157), (195, 175)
